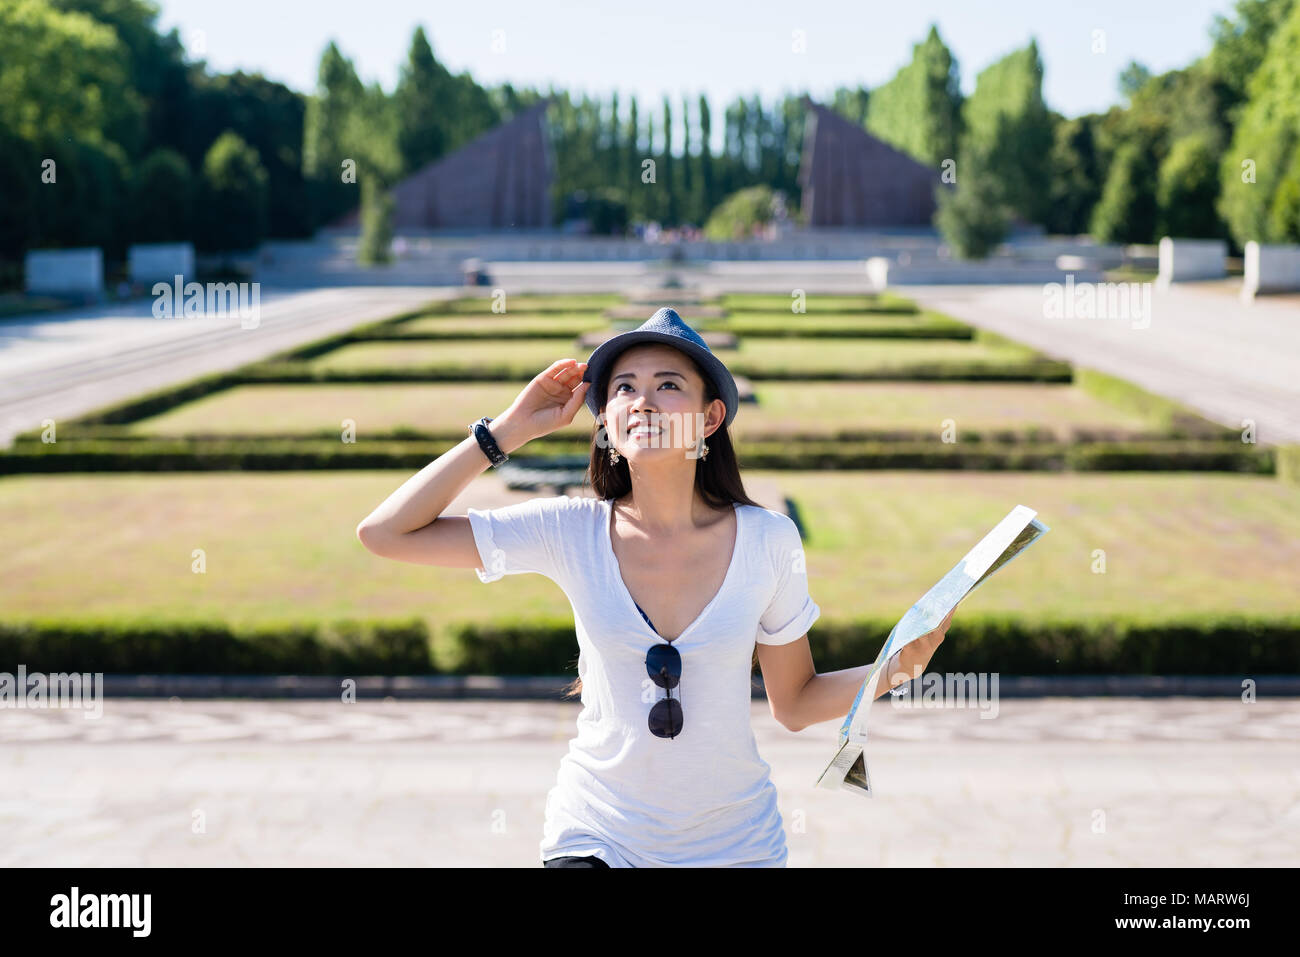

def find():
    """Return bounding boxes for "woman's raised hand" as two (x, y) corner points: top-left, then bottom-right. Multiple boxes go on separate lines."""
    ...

(497, 359), (590, 445)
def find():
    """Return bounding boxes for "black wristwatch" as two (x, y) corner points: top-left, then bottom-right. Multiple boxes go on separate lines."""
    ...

(469, 416), (509, 468)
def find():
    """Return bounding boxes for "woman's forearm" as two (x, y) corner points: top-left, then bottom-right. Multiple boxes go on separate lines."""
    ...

(788, 651), (905, 731)
(356, 412), (533, 537)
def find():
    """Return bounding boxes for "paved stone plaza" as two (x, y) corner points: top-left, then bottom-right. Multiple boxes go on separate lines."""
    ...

(909, 282), (1300, 445)
(0, 286), (447, 447)
(3, 697), (1296, 867)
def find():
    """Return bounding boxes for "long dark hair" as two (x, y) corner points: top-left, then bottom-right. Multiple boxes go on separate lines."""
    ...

(560, 346), (763, 700)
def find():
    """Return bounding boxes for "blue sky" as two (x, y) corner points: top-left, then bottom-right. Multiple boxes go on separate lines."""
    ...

(156, 0), (1238, 147)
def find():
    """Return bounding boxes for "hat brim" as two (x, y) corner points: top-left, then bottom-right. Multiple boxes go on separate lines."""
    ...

(581, 330), (738, 429)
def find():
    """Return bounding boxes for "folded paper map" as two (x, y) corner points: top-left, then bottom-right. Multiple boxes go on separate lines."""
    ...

(814, 505), (1050, 796)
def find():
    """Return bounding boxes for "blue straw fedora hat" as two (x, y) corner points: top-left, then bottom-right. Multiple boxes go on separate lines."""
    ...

(581, 307), (740, 429)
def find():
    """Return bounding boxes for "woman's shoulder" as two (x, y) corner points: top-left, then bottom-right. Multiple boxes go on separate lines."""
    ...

(738, 504), (806, 574)
(532, 492), (602, 519)
(473, 492), (599, 526)
(739, 502), (800, 540)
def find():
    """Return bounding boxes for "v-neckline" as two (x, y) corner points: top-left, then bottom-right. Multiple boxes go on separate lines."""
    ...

(603, 498), (744, 644)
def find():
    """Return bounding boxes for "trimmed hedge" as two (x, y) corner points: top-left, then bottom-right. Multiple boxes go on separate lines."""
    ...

(5, 614), (1293, 675)
(0, 439), (593, 472)
(0, 618), (431, 674)
(1076, 367), (1233, 437)
(354, 321), (975, 341)
(439, 295), (624, 314)
(722, 321), (973, 340)
(718, 294), (920, 314)
(1277, 445), (1300, 485)
(0, 438), (1274, 474)
(738, 440), (1272, 472)
(450, 614), (1300, 675)
(237, 359), (1076, 383)
(65, 370), (243, 426)
(34, 425), (1192, 445)
(810, 614), (1300, 674)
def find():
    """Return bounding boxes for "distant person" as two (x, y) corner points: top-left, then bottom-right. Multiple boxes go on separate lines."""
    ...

(355, 307), (951, 867)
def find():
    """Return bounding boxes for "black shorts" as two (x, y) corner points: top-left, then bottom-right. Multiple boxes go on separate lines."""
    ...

(542, 854), (611, 868)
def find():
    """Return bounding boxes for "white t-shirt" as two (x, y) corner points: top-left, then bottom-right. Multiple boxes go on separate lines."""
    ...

(465, 492), (822, 867)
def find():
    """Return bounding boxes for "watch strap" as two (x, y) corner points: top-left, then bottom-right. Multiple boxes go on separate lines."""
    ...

(469, 416), (509, 468)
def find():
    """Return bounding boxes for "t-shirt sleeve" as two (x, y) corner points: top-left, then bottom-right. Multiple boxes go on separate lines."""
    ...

(465, 494), (569, 584)
(756, 514), (821, 645)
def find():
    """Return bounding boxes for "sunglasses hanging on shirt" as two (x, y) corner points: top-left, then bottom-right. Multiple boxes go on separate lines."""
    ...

(637, 600), (684, 740)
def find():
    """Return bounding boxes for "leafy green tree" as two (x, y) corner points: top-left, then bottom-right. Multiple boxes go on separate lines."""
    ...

(831, 87), (870, 128)
(357, 176), (394, 265)
(626, 95), (641, 216)
(1218, 0), (1300, 244)
(703, 185), (776, 240)
(129, 148), (194, 243)
(52, 0), (193, 157)
(587, 187), (629, 236)
(681, 95), (696, 223)
(0, 0), (139, 145)
(15, 134), (127, 258)
(1207, 0), (1298, 113)
(1124, 62), (1230, 157)
(1045, 114), (1103, 235)
(443, 71), (500, 153)
(0, 125), (40, 260)
(1118, 62), (1152, 99)
(1267, 152), (1300, 241)
(662, 97), (677, 224)
(957, 40), (1054, 225)
(394, 27), (450, 174)
(1090, 143), (1158, 243)
(698, 95), (716, 223)
(346, 81), (403, 187)
(302, 41), (364, 183)
(934, 149), (1009, 258)
(188, 71), (309, 238)
(1156, 135), (1223, 238)
(196, 131), (269, 253)
(865, 25), (963, 167)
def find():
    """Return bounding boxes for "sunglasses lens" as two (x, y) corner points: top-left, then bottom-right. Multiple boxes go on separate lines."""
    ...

(645, 643), (681, 689)
(648, 697), (684, 738)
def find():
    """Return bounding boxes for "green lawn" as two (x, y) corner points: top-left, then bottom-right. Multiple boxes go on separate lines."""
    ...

(305, 338), (615, 373)
(395, 314), (610, 336)
(721, 311), (968, 335)
(441, 294), (623, 313)
(748, 382), (1153, 437)
(780, 471), (1300, 624)
(2, 472), (1296, 642)
(720, 293), (919, 313)
(394, 311), (964, 338)
(129, 381), (1157, 440)
(130, 383), (566, 437)
(305, 337), (1037, 376)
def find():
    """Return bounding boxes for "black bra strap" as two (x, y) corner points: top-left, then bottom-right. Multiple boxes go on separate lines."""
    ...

(633, 600), (659, 637)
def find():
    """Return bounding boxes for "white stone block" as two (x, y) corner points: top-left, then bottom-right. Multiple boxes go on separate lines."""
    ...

(128, 242), (195, 284)
(865, 257), (890, 290)
(1156, 237), (1227, 288)
(1241, 241), (1300, 300)
(24, 248), (103, 295)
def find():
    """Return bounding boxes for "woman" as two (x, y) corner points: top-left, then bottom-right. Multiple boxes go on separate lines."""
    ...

(356, 307), (953, 867)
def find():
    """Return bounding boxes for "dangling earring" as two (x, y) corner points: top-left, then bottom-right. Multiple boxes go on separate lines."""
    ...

(697, 437), (709, 461)
(609, 447), (621, 465)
